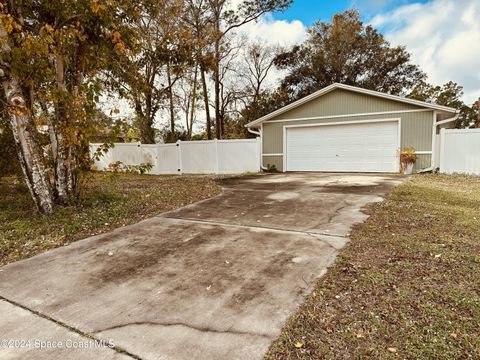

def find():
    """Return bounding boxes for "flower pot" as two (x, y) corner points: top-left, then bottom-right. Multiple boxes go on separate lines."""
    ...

(403, 162), (414, 175)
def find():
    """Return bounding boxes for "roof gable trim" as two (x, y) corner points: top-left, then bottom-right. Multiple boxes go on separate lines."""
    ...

(246, 83), (458, 128)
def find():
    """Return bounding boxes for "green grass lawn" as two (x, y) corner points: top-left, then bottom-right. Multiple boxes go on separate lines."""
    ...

(267, 174), (480, 359)
(0, 173), (221, 266)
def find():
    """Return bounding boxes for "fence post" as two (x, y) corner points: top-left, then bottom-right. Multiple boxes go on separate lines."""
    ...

(214, 139), (219, 174)
(439, 128), (446, 173)
(176, 140), (183, 174)
(257, 137), (262, 171)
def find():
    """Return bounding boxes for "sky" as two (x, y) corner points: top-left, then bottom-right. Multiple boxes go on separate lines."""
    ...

(242, 0), (480, 104)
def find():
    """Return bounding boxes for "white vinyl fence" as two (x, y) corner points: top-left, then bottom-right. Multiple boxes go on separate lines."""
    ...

(90, 138), (261, 175)
(439, 128), (480, 175)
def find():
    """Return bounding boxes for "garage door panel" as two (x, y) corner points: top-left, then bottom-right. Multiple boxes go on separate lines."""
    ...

(286, 121), (399, 173)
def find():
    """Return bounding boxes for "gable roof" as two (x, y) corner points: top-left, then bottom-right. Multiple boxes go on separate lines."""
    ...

(246, 83), (459, 128)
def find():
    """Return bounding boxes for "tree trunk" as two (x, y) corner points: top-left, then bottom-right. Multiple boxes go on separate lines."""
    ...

(166, 62), (176, 142)
(184, 96), (191, 139)
(213, 29), (222, 139)
(188, 65), (198, 140)
(39, 99), (58, 164)
(53, 53), (70, 204)
(134, 100), (155, 143)
(200, 65), (212, 140)
(139, 116), (155, 143)
(66, 43), (87, 198)
(2, 77), (55, 214)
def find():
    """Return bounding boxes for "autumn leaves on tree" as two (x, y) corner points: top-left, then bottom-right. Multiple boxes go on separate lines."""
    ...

(1, 3), (478, 214)
(0, 0), (136, 213)
(0, 0), (292, 212)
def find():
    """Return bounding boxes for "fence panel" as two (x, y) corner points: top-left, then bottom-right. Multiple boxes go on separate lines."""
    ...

(112, 143), (143, 166)
(217, 139), (260, 174)
(156, 144), (180, 174)
(90, 138), (260, 175)
(139, 144), (157, 170)
(179, 141), (217, 174)
(440, 128), (480, 175)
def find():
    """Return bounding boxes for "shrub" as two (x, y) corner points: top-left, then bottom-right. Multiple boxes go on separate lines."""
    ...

(107, 161), (153, 174)
(400, 147), (417, 171)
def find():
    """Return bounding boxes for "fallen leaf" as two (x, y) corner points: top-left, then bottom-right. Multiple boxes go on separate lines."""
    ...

(293, 341), (304, 348)
(355, 332), (365, 338)
(450, 332), (458, 338)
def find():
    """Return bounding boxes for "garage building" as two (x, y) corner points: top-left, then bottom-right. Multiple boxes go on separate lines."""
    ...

(246, 83), (458, 173)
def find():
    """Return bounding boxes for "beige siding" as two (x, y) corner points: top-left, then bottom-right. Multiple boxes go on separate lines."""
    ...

(437, 112), (457, 122)
(262, 111), (435, 172)
(415, 154), (431, 171)
(274, 89), (423, 121)
(262, 156), (283, 172)
(436, 112), (457, 132)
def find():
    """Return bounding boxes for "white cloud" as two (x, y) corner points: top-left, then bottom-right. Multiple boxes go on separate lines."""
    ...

(239, 14), (307, 48)
(371, 0), (480, 104)
(235, 15), (307, 89)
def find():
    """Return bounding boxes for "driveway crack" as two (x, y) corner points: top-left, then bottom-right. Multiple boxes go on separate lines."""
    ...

(164, 217), (347, 247)
(0, 295), (143, 360)
(93, 321), (273, 339)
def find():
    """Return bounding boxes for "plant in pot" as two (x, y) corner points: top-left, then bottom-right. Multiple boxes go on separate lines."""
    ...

(400, 147), (417, 175)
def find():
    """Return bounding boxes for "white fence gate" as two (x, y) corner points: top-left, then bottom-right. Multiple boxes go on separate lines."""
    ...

(90, 138), (261, 175)
(439, 128), (480, 175)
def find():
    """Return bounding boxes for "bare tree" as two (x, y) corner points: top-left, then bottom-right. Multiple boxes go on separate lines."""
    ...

(217, 36), (245, 126)
(184, 0), (215, 139)
(242, 42), (279, 103)
(174, 66), (203, 139)
(205, 0), (292, 139)
(112, 0), (192, 143)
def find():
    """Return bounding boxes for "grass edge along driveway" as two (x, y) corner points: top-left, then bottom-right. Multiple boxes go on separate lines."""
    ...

(0, 173), (221, 266)
(266, 174), (480, 360)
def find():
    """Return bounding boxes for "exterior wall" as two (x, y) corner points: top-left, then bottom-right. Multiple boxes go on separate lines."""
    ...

(274, 89), (423, 121)
(262, 155), (283, 172)
(415, 154), (432, 170)
(437, 112), (456, 122)
(262, 110), (435, 172)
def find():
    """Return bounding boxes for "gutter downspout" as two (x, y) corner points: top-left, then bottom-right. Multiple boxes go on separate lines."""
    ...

(420, 112), (460, 173)
(247, 128), (261, 136)
(247, 127), (268, 171)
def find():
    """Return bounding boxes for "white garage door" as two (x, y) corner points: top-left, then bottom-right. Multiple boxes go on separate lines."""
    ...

(285, 120), (399, 173)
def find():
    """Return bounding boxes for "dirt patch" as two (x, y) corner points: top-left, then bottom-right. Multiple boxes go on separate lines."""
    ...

(89, 225), (225, 285)
(227, 252), (294, 308)
(315, 184), (379, 194)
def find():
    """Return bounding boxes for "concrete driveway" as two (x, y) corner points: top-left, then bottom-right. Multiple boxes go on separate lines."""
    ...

(0, 173), (402, 360)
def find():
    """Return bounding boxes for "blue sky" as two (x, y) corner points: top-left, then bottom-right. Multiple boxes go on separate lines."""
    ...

(273, 0), (430, 26)
(263, 0), (479, 103)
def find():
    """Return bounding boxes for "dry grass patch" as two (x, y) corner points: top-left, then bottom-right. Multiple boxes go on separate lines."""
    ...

(0, 173), (221, 266)
(267, 174), (480, 359)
